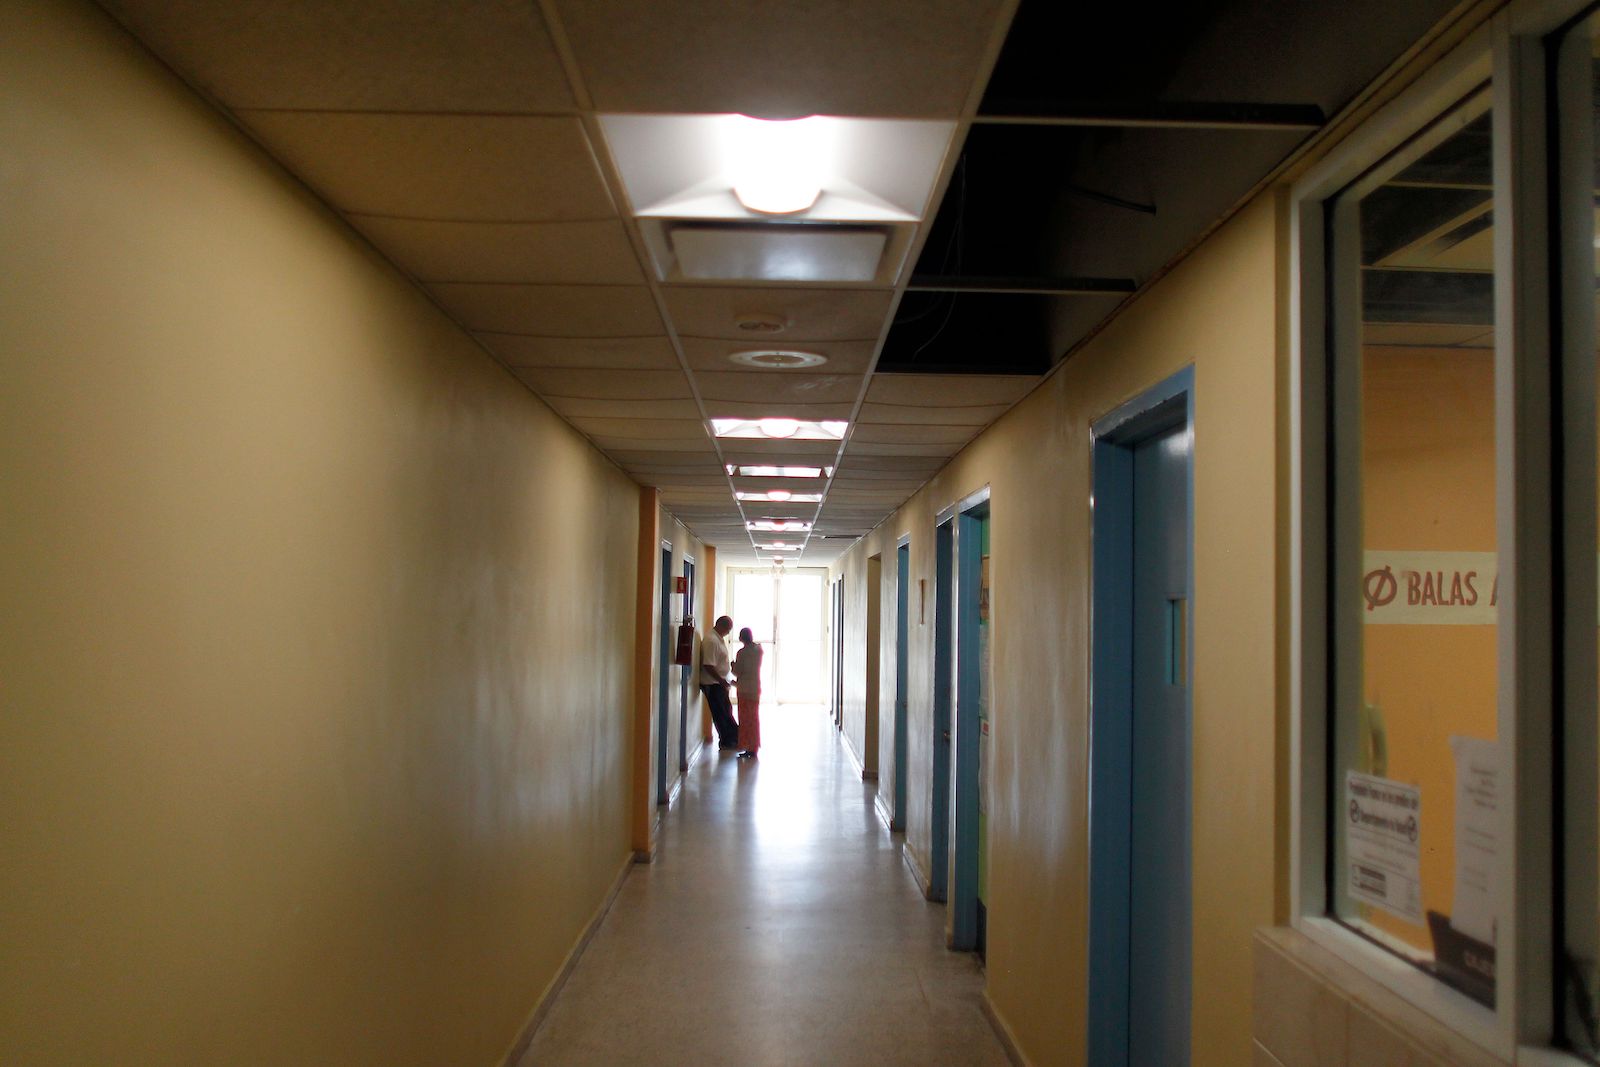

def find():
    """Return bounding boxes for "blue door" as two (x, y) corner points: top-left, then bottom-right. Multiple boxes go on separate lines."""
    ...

(893, 541), (910, 831)
(950, 499), (989, 952)
(657, 545), (672, 805)
(1127, 426), (1191, 1066)
(680, 558), (694, 771)
(929, 520), (953, 902)
(1088, 370), (1192, 1067)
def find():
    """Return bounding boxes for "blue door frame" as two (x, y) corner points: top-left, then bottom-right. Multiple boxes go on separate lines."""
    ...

(893, 540), (910, 831)
(1087, 366), (1194, 1067)
(929, 520), (953, 902)
(656, 544), (673, 806)
(948, 487), (989, 951)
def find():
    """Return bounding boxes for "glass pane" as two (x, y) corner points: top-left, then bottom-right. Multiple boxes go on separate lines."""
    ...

(1330, 94), (1502, 1009)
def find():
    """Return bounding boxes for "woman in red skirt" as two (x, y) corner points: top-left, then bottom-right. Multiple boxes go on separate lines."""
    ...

(732, 627), (762, 759)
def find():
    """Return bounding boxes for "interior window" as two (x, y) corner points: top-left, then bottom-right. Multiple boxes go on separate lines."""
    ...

(1327, 92), (1502, 1009)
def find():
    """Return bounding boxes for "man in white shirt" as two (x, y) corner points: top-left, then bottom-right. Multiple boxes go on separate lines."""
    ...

(698, 615), (739, 750)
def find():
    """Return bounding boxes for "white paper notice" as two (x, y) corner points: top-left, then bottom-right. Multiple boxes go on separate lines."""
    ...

(1449, 736), (1503, 945)
(1345, 772), (1424, 924)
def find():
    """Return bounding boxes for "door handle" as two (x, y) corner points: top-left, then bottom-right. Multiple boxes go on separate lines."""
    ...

(942, 730), (951, 741)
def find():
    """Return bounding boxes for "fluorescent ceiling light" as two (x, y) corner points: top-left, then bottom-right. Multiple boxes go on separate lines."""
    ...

(710, 418), (848, 441)
(599, 114), (956, 223)
(748, 520), (813, 533)
(757, 541), (795, 550)
(728, 116), (826, 215)
(726, 464), (824, 478)
(737, 491), (823, 503)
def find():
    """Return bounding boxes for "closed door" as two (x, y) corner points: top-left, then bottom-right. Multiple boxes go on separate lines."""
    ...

(680, 558), (694, 771)
(894, 542), (910, 830)
(1127, 426), (1191, 1066)
(657, 546), (672, 805)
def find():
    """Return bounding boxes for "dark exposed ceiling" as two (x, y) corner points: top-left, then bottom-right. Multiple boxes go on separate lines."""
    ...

(882, 0), (1466, 375)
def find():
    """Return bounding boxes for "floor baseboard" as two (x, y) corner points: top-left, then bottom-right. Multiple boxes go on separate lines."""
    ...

(980, 991), (1029, 1067)
(501, 853), (633, 1066)
(902, 844), (935, 900)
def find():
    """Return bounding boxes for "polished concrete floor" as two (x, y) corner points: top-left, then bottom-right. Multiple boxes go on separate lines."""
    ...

(519, 704), (1008, 1066)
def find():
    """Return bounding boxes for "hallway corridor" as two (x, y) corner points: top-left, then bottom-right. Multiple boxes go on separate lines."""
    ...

(519, 708), (1008, 1066)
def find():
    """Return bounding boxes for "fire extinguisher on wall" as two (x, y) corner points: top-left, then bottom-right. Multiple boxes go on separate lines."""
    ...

(673, 616), (695, 666)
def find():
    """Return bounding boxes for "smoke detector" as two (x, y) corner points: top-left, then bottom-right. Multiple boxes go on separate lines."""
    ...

(728, 349), (828, 369)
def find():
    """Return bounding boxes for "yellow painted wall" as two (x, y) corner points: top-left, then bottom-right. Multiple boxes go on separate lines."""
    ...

(834, 193), (1282, 1065)
(0, 1), (642, 1061)
(655, 509), (708, 801)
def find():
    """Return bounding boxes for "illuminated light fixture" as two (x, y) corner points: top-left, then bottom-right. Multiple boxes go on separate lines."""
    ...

(709, 418), (848, 441)
(728, 349), (828, 369)
(749, 520), (812, 533)
(727, 116), (827, 215)
(758, 541), (794, 551)
(737, 490), (822, 503)
(726, 464), (824, 478)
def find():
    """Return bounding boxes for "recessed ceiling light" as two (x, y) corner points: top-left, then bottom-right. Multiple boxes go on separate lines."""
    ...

(749, 520), (812, 532)
(766, 489), (792, 501)
(758, 541), (794, 550)
(728, 116), (827, 215)
(728, 349), (828, 370)
(710, 418), (848, 441)
(727, 465), (824, 478)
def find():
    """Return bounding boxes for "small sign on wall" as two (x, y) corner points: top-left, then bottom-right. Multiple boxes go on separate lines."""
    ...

(1361, 551), (1496, 625)
(675, 576), (688, 594)
(1345, 771), (1424, 924)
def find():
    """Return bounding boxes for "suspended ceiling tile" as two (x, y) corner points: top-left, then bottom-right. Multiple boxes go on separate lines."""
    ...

(680, 337), (879, 375)
(606, 449), (725, 469)
(729, 476), (831, 495)
(718, 440), (841, 462)
(513, 368), (692, 401)
(857, 400), (1011, 426)
(662, 288), (894, 341)
(590, 436), (712, 453)
(485, 334), (679, 370)
(694, 371), (864, 406)
(846, 440), (964, 458)
(629, 471), (728, 488)
(824, 488), (915, 504)
(865, 373), (1037, 407)
(237, 113), (614, 221)
(833, 454), (947, 473)
(98, 1), (575, 112)
(429, 284), (662, 336)
(849, 424), (975, 446)
(349, 217), (642, 285)
(702, 400), (856, 422)
(555, 0), (1006, 118)
(741, 504), (817, 521)
(571, 416), (709, 444)
(546, 396), (701, 420)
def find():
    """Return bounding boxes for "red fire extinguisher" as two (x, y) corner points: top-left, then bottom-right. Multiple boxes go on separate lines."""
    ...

(673, 615), (695, 666)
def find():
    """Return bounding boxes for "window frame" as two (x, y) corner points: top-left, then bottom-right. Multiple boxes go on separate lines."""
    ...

(1289, 2), (1589, 1059)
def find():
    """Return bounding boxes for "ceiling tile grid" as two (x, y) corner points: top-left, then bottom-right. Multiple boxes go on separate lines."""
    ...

(101, 0), (1077, 565)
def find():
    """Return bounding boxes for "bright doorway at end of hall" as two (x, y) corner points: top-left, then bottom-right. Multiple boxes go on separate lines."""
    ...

(729, 569), (828, 705)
